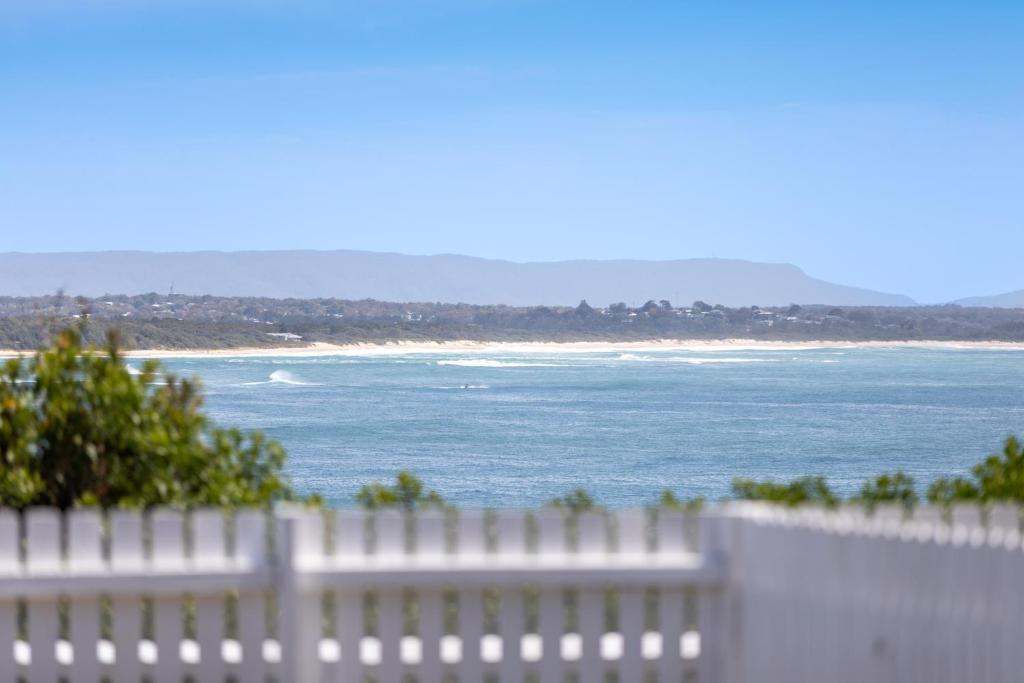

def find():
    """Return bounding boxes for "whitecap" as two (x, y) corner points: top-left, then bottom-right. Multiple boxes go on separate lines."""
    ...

(241, 370), (322, 386)
(617, 354), (772, 364)
(436, 359), (563, 368)
(670, 357), (772, 364)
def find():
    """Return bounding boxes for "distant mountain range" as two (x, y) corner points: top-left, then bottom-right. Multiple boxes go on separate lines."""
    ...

(953, 290), (1024, 308)
(0, 250), (920, 307)
(7, 250), (1023, 309)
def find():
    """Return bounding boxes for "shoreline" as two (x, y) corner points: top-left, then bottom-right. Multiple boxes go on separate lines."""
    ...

(4, 338), (1024, 358)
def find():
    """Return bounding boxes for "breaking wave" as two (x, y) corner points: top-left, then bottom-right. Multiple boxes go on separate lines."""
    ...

(616, 354), (772, 364)
(241, 370), (321, 386)
(436, 359), (563, 368)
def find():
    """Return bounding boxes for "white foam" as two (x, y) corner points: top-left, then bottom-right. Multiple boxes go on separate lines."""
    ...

(242, 370), (321, 386)
(616, 354), (772, 364)
(436, 359), (564, 368)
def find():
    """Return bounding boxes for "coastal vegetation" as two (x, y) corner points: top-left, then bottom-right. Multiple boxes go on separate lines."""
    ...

(728, 444), (1024, 509)
(2, 293), (1024, 350)
(363, 444), (1024, 512)
(355, 471), (446, 511)
(0, 327), (307, 509)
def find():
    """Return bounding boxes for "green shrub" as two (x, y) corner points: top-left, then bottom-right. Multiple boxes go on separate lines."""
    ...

(657, 489), (704, 512)
(355, 471), (445, 511)
(0, 327), (306, 509)
(730, 475), (838, 507)
(851, 471), (919, 509)
(546, 488), (599, 513)
(927, 435), (1024, 505)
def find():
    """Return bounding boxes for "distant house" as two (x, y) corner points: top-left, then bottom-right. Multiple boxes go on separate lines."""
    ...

(267, 332), (303, 341)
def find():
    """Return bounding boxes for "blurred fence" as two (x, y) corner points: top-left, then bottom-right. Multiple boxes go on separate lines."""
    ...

(0, 503), (1020, 682)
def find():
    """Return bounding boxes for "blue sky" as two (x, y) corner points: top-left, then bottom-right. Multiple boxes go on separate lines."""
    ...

(1, 1), (1021, 303)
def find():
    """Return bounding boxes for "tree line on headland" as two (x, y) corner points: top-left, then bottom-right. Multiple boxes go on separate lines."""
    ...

(2, 328), (1022, 511)
(2, 293), (1024, 349)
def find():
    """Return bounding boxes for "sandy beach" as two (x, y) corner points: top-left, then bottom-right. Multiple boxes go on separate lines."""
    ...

(4, 338), (1024, 359)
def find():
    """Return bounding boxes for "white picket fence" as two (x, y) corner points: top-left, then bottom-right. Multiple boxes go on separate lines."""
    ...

(0, 503), (1021, 683)
(732, 503), (1024, 683)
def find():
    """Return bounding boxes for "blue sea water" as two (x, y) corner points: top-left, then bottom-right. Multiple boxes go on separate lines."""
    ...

(154, 347), (1024, 508)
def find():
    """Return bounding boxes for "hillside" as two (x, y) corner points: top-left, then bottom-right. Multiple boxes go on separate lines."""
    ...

(0, 251), (916, 308)
(954, 290), (1024, 309)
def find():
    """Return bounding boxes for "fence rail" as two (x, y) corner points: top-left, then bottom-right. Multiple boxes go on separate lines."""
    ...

(0, 503), (1021, 683)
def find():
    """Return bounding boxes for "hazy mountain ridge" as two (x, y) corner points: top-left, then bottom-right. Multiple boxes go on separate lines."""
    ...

(954, 290), (1024, 309)
(0, 250), (916, 307)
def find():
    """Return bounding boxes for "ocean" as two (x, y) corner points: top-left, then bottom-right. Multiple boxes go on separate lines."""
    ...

(153, 346), (1024, 508)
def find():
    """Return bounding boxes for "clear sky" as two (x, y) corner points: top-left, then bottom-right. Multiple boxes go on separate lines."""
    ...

(1, 1), (1021, 303)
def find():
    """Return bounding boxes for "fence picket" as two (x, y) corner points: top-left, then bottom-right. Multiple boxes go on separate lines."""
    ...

(985, 505), (1020, 683)
(695, 513), (725, 683)
(414, 509), (446, 683)
(948, 507), (982, 683)
(0, 511), (15, 575)
(987, 504), (1020, 532)
(377, 591), (403, 681)
(537, 510), (565, 683)
(982, 525), (1008, 683)
(777, 514), (802, 683)
(457, 511), (486, 681)
(901, 519), (931, 683)
(376, 510), (405, 682)
(68, 510), (103, 683)
(496, 510), (526, 683)
(737, 513), (770, 683)
(577, 512), (605, 683)
(279, 508), (323, 683)
(616, 510), (646, 682)
(151, 510), (185, 683)
(234, 510), (268, 683)
(332, 510), (365, 683)
(0, 508), (16, 683)
(877, 520), (903, 683)
(656, 511), (685, 683)
(26, 509), (61, 683)
(191, 509), (227, 683)
(109, 511), (144, 683)
(1008, 535), (1024, 679)
(856, 518), (888, 683)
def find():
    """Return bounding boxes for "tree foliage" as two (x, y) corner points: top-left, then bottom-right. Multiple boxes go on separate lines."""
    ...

(355, 471), (446, 511)
(850, 471), (919, 509)
(658, 489), (704, 512)
(731, 475), (838, 507)
(926, 435), (1024, 505)
(546, 488), (599, 513)
(0, 327), (305, 509)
